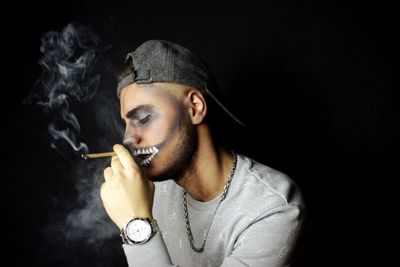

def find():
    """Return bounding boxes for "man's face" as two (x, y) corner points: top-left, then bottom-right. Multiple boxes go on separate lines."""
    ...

(120, 82), (197, 182)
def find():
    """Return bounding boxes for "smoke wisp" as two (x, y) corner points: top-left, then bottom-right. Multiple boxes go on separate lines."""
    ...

(24, 23), (125, 266)
(25, 23), (107, 155)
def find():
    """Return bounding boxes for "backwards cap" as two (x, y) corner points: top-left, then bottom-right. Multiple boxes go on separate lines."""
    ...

(117, 40), (245, 127)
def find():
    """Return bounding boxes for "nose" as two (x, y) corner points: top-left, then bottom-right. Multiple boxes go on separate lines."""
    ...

(122, 127), (142, 147)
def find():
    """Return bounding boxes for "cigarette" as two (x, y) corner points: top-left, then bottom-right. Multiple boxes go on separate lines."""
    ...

(81, 152), (116, 159)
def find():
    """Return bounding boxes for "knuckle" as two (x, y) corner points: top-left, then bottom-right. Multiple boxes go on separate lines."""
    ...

(103, 167), (111, 176)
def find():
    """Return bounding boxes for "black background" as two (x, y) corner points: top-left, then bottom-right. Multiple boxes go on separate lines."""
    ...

(3, 0), (398, 266)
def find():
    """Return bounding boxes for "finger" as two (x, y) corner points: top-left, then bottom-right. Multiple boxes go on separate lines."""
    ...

(103, 167), (114, 182)
(100, 182), (107, 201)
(113, 144), (138, 170)
(111, 155), (124, 174)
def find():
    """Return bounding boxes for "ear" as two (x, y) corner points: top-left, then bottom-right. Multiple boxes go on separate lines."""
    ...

(185, 90), (207, 125)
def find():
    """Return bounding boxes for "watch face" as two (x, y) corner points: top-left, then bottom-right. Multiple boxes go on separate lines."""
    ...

(126, 219), (152, 243)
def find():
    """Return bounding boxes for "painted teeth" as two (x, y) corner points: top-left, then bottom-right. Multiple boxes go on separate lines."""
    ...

(141, 152), (157, 166)
(132, 146), (159, 166)
(133, 147), (158, 156)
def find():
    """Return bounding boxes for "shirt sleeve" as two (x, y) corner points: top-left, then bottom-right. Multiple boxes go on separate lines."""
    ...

(122, 231), (177, 267)
(220, 204), (305, 267)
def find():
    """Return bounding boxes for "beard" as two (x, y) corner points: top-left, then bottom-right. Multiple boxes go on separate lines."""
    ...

(147, 119), (198, 183)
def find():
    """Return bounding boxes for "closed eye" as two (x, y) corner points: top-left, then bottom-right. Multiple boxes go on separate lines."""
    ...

(124, 105), (156, 127)
(138, 114), (152, 125)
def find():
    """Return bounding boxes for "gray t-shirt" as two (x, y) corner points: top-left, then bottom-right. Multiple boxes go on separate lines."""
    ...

(123, 154), (305, 266)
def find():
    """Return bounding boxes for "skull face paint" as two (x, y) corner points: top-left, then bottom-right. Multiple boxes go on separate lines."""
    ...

(120, 83), (198, 182)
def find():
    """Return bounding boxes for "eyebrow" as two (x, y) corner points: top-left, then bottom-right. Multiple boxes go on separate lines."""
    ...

(124, 105), (155, 120)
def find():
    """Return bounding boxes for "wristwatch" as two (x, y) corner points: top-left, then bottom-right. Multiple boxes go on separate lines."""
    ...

(120, 218), (159, 244)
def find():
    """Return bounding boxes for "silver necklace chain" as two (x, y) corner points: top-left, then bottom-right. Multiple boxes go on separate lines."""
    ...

(182, 152), (238, 253)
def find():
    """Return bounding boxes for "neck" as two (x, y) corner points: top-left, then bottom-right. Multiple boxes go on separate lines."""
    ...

(177, 126), (234, 202)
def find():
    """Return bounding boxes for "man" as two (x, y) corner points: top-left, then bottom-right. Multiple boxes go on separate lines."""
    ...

(100, 40), (305, 266)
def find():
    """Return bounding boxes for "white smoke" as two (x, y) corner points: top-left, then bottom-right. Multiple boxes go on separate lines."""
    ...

(24, 23), (125, 265)
(26, 23), (105, 154)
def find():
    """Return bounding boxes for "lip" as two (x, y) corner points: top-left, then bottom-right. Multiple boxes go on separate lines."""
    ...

(132, 146), (160, 167)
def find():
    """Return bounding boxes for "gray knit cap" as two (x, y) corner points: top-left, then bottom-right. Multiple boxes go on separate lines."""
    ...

(117, 40), (245, 127)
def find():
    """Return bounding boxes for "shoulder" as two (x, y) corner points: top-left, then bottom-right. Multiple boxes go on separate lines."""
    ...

(232, 154), (305, 209)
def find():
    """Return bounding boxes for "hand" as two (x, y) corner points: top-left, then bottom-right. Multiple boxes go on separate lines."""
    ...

(100, 144), (155, 229)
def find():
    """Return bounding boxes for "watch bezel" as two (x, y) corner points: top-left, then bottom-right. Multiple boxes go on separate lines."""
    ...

(121, 218), (158, 245)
